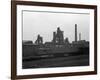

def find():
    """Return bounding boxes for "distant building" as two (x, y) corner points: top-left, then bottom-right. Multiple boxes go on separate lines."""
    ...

(52, 27), (64, 44)
(23, 24), (89, 48)
(22, 40), (33, 44)
(35, 34), (43, 45)
(64, 37), (69, 44)
(22, 24), (89, 60)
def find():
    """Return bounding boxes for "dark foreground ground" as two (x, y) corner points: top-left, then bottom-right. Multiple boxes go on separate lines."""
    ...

(22, 53), (89, 69)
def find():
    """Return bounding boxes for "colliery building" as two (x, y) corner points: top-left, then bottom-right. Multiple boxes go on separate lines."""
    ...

(23, 24), (89, 59)
(23, 24), (89, 47)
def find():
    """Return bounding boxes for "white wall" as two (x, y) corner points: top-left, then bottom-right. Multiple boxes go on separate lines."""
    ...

(0, 0), (99, 80)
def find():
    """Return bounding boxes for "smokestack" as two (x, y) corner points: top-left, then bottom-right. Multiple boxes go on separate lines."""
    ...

(75, 24), (77, 42)
(53, 32), (56, 43)
(79, 33), (81, 41)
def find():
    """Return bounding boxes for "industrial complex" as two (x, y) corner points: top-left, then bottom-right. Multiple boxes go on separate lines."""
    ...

(22, 24), (89, 68)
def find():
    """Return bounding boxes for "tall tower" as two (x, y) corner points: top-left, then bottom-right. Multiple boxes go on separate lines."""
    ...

(79, 33), (81, 41)
(75, 24), (77, 42)
(52, 32), (56, 43)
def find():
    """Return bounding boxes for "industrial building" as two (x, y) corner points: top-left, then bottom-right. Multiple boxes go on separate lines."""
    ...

(22, 24), (89, 68)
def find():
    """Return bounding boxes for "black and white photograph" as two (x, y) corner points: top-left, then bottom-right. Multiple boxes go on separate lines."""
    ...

(11, 1), (97, 79)
(22, 10), (90, 69)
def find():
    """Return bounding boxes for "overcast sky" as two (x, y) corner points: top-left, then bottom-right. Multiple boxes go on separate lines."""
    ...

(22, 10), (90, 43)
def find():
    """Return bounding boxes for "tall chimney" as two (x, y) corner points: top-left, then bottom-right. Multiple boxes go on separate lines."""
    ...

(75, 24), (77, 42)
(53, 32), (56, 43)
(79, 33), (81, 41)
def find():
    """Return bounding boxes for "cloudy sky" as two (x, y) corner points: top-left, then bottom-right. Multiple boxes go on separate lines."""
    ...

(22, 10), (90, 43)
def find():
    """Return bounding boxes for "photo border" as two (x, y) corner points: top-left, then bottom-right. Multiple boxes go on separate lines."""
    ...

(11, 1), (97, 80)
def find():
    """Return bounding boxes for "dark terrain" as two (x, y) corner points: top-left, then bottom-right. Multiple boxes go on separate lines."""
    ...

(22, 48), (89, 69)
